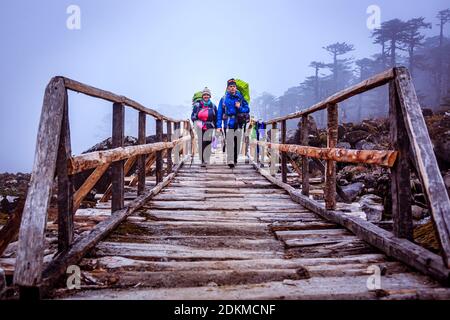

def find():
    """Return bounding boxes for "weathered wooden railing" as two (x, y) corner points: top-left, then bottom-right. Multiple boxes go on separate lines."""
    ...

(251, 67), (450, 284)
(12, 77), (194, 298)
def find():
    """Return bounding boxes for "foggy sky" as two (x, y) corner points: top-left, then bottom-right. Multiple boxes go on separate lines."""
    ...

(0, 0), (448, 172)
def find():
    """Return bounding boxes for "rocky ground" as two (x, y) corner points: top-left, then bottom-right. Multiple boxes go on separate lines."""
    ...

(285, 107), (450, 252)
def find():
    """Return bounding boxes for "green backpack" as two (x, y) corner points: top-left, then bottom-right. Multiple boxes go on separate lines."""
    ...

(236, 79), (250, 103)
(192, 91), (203, 104)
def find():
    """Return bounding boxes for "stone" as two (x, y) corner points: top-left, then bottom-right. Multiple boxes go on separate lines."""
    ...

(337, 142), (351, 149)
(342, 130), (370, 146)
(412, 205), (427, 220)
(339, 182), (365, 202)
(360, 194), (384, 222)
(355, 140), (377, 150)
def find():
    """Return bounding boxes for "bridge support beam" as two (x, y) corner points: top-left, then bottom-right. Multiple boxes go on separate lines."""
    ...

(57, 89), (74, 252)
(155, 119), (164, 184)
(389, 80), (413, 240)
(112, 102), (125, 212)
(166, 121), (173, 173)
(301, 116), (310, 196)
(280, 120), (288, 183)
(138, 112), (147, 195)
(270, 122), (278, 176)
(325, 104), (338, 210)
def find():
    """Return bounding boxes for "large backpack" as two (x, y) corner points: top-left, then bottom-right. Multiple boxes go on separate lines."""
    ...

(192, 91), (203, 104)
(235, 79), (250, 104)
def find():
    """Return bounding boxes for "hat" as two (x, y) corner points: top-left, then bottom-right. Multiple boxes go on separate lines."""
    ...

(227, 78), (237, 87)
(202, 87), (211, 97)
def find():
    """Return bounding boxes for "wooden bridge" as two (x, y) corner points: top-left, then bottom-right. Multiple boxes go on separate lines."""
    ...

(1, 67), (450, 300)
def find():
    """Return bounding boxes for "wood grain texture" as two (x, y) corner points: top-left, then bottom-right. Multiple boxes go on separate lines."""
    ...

(395, 67), (450, 267)
(14, 77), (66, 287)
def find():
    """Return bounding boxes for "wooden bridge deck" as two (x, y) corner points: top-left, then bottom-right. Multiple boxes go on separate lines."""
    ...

(52, 153), (450, 300)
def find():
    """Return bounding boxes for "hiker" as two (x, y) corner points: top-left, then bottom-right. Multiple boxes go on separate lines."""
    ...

(216, 79), (250, 168)
(191, 87), (217, 167)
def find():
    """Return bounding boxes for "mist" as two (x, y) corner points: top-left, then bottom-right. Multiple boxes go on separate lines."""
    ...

(0, 0), (448, 172)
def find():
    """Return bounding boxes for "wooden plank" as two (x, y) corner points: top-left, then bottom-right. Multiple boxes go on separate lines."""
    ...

(266, 68), (395, 124)
(138, 111), (146, 195)
(155, 119), (163, 184)
(39, 156), (190, 297)
(253, 162), (450, 285)
(389, 80), (412, 240)
(112, 102), (125, 212)
(68, 136), (188, 175)
(60, 273), (447, 300)
(73, 164), (110, 212)
(57, 89), (74, 252)
(301, 116), (310, 196)
(281, 120), (287, 183)
(325, 104), (338, 210)
(14, 77), (66, 288)
(395, 67), (450, 267)
(94, 242), (281, 261)
(62, 77), (181, 123)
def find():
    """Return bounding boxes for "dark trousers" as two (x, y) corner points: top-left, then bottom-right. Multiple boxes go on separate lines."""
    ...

(225, 127), (244, 164)
(197, 128), (213, 163)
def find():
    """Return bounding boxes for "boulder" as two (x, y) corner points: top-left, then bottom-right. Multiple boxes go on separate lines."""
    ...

(355, 140), (377, 150)
(412, 205), (427, 220)
(337, 142), (351, 149)
(342, 130), (370, 146)
(360, 194), (384, 222)
(339, 182), (365, 202)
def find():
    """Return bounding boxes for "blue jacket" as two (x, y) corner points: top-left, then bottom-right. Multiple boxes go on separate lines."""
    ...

(216, 90), (250, 129)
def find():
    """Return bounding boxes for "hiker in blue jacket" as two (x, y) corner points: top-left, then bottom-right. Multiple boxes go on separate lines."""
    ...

(216, 79), (250, 168)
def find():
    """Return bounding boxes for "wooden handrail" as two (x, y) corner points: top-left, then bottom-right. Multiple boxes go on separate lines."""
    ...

(255, 66), (450, 272)
(13, 76), (193, 296)
(266, 68), (394, 124)
(251, 140), (398, 167)
(62, 77), (181, 122)
(67, 136), (190, 175)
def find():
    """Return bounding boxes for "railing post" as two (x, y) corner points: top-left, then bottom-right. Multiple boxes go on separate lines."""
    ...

(112, 102), (124, 212)
(301, 115), (310, 196)
(270, 122), (278, 176)
(255, 123), (260, 165)
(389, 80), (413, 239)
(325, 104), (338, 210)
(281, 120), (287, 183)
(137, 112), (146, 196)
(173, 122), (180, 165)
(155, 118), (164, 184)
(57, 89), (74, 253)
(167, 121), (173, 173)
